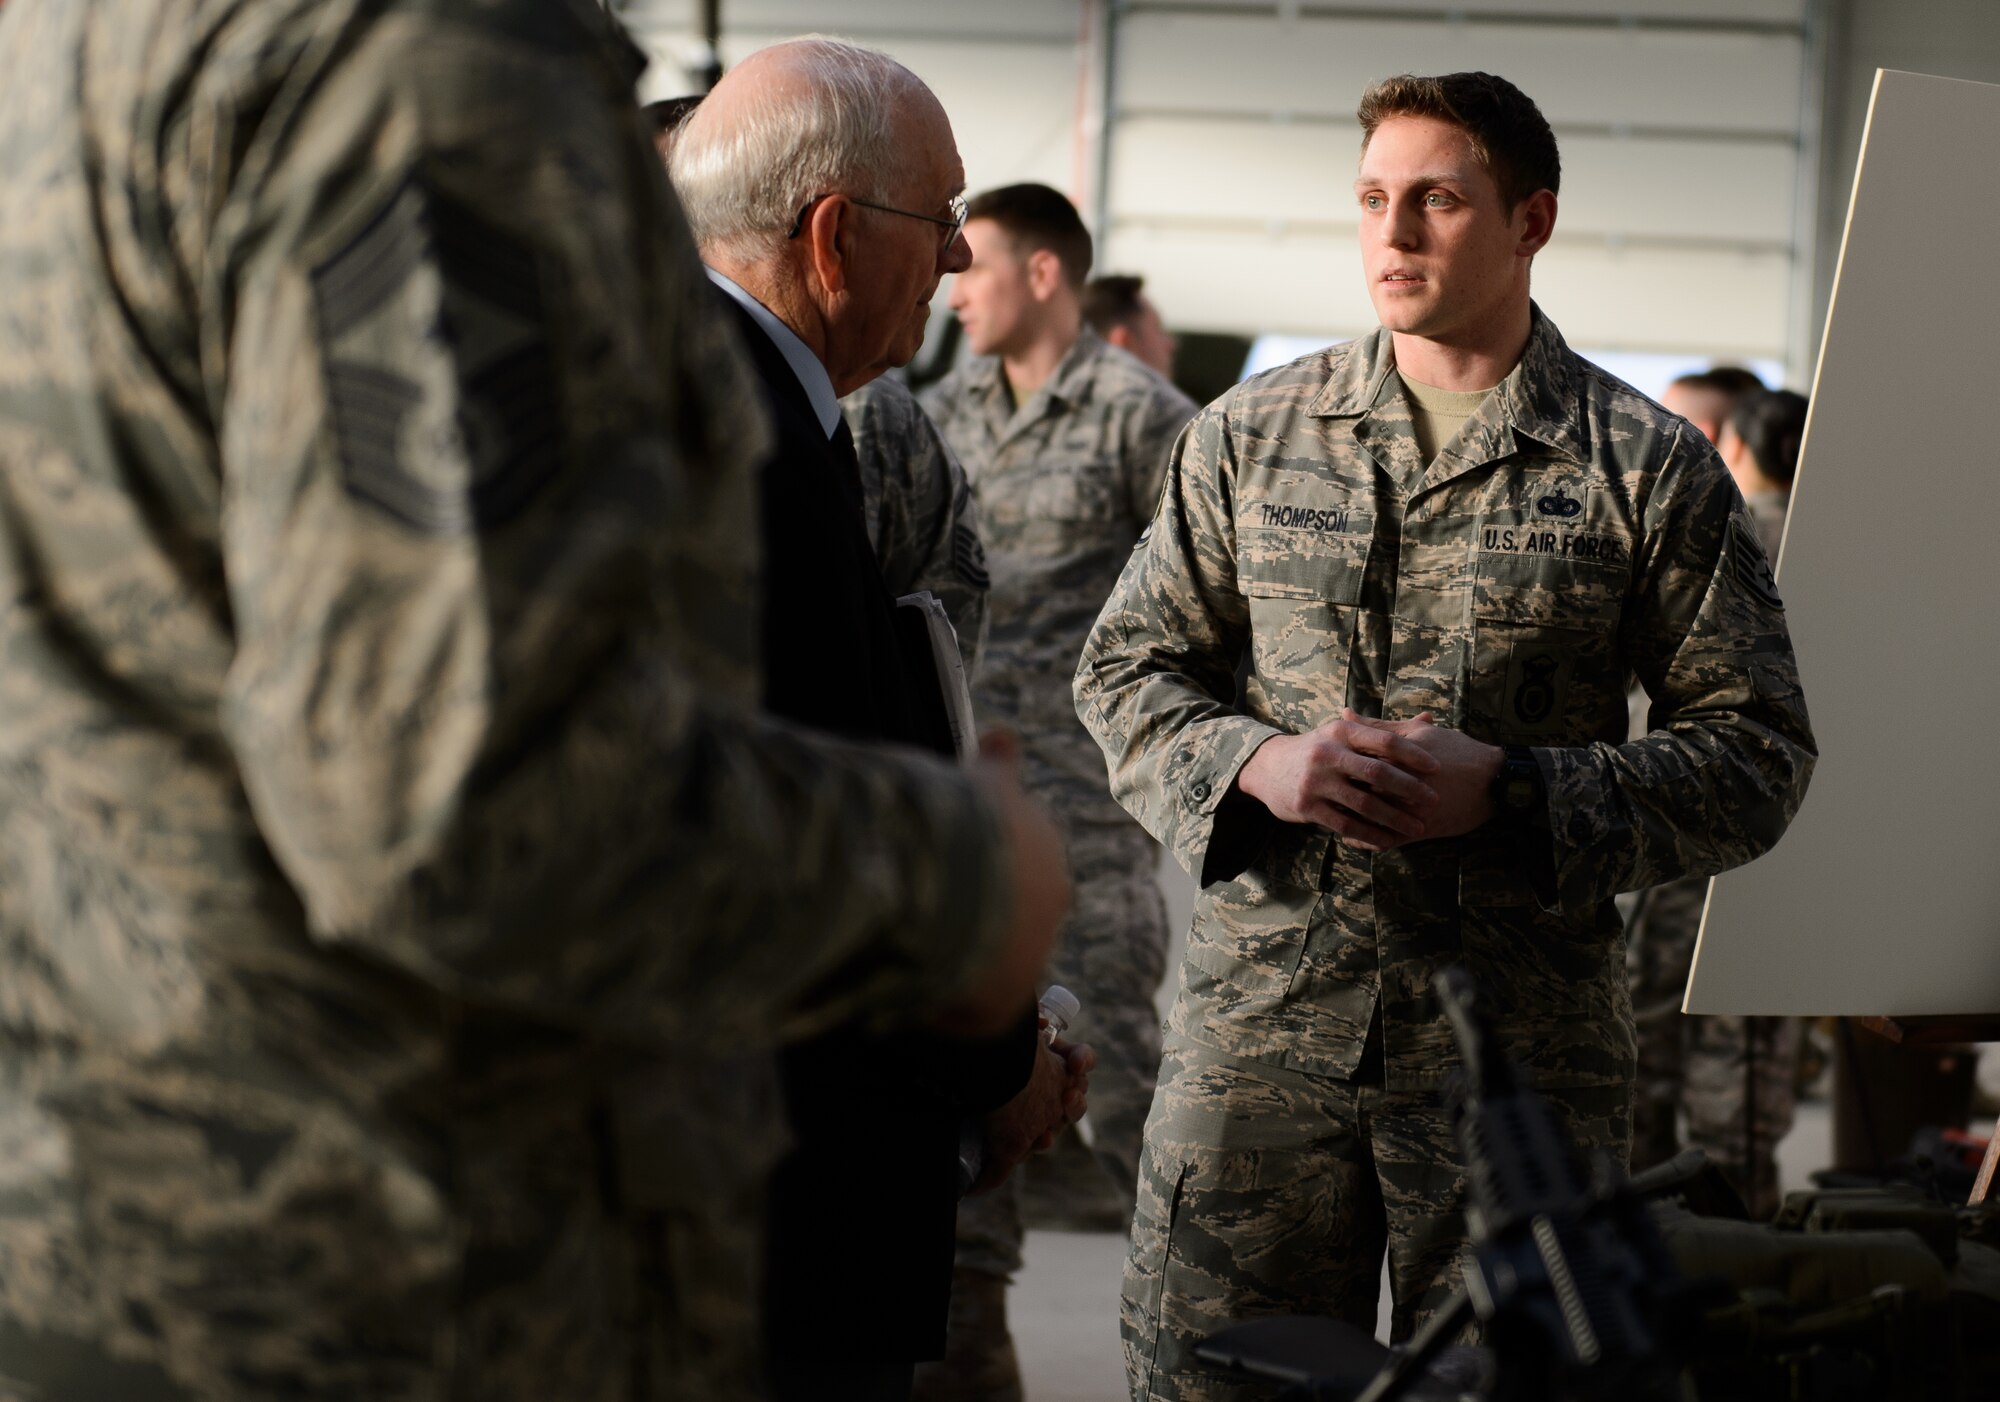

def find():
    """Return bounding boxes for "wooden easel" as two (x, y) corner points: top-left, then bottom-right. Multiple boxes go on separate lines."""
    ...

(1855, 1015), (2000, 1204)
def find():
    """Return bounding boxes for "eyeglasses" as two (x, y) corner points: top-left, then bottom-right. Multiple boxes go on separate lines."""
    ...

(787, 192), (969, 249)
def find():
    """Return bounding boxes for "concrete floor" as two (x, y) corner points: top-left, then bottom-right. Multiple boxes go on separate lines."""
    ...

(1010, 1099), (1840, 1402)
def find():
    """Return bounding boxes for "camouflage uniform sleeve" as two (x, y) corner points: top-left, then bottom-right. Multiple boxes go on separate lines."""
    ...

(206, 4), (1011, 1047)
(845, 382), (990, 671)
(1075, 397), (1284, 882)
(1125, 381), (1200, 524)
(914, 375), (953, 427)
(936, 462), (991, 672)
(1534, 425), (1815, 909)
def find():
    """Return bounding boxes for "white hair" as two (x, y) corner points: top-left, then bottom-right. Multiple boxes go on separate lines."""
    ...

(671, 37), (924, 260)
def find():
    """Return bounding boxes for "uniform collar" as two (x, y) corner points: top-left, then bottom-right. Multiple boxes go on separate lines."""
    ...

(1040, 327), (1107, 408)
(1308, 305), (1587, 477)
(967, 327), (1107, 417)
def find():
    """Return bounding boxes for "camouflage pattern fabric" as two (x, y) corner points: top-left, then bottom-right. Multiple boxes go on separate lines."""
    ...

(953, 819), (1173, 1282)
(1741, 487), (1790, 563)
(1122, 1035), (1631, 1400)
(1627, 488), (1798, 1220)
(1074, 310), (1815, 1393)
(924, 329), (1196, 824)
(925, 332), (1193, 1240)
(842, 376), (991, 670)
(0, 3), (1019, 1399)
(1044, 819), (1175, 1208)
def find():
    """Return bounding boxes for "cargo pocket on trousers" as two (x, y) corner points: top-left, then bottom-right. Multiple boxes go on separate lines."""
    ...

(1125, 1151), (1192, 1394)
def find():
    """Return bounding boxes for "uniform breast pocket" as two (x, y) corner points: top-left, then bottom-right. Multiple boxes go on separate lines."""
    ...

(1023, 462), (1119, 523)
(1468, 550), (1628, 744)
(1238, 527), (1369, 732)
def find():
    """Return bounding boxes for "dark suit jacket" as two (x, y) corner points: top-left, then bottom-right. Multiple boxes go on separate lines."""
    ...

(718, 293), (1034, 1361)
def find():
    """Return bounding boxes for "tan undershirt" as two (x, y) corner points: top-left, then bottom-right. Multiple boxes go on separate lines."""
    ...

(1399, 373), (1494, 467)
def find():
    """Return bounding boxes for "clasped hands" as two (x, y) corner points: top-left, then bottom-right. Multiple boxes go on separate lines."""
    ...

(967, 1031), (1094, 1196)
(1235, 707), (1506, 852)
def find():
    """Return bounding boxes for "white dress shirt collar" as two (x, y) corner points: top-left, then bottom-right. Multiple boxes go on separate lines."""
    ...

(706, 268), (841, 439)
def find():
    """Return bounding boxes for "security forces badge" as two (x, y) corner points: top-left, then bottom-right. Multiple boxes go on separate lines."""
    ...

(1504, 644), (1568, 730)
(312, 178), (562, 535)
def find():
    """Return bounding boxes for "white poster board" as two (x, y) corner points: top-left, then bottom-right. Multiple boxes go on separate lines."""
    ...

(1686, 69), (2000, 1016)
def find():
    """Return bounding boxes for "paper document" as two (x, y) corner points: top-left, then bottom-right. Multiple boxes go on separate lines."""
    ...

(896, 591), (977, 762)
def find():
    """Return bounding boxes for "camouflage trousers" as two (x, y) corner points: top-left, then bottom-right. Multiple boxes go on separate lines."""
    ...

(1122, 1033), (1630, 1402)
(1627, 876), (1799, 1218)
(956, 818), (1170, 1278)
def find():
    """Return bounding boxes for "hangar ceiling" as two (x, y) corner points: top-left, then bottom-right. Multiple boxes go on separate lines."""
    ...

(617, 0), (1822, 379)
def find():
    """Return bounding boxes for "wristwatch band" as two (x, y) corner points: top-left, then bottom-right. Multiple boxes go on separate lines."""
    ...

(1489, 744), (1545, 828)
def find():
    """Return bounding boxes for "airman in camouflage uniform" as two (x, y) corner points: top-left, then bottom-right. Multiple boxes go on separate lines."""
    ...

(843, 375), (992, 668)
(926, 325), (1194, 1210)
(1629, 397), (1803, 1220)
(921, 184), (1195, 1400)
(0, 3), (1059, 1399)
(1075, 73), (1814, 1401)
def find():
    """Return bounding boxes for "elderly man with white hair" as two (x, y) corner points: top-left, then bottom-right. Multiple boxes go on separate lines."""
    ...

(674, 38), (970, 400)
(672, 39), (1093, 1402)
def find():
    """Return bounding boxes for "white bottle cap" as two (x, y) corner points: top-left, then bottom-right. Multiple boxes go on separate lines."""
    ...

(1040, 985), (1080, 1027)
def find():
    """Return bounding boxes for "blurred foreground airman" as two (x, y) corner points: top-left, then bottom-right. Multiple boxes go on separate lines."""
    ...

(0, 3), (1064, 1398)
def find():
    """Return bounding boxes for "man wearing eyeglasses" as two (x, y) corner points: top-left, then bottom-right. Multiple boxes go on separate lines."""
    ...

(671, 38), (1091, 1402)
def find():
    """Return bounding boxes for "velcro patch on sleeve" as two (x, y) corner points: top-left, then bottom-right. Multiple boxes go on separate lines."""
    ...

(312, 178), (563, 534)
(952, 521), (990, 590)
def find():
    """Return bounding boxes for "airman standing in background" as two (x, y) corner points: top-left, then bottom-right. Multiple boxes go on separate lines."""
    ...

(1659, 364), (1767, 445)
(921, 183), (1198, 1401)
(1628, 386), (1810, 1218)
(1083, 273), (1181, 381)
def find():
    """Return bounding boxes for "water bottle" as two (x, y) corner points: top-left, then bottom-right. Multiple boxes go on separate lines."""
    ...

(957, 986), (1081, 1195)
(1037, 984), (1079, 1047)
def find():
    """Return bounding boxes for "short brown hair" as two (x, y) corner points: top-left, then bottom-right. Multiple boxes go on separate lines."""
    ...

(1357, 72), (1560, 208)
(1673, 365), (1765, 399)
(1082, 274), (1147, 336)
(965, 183), (1093, 290)
(1729, 388), (1809, 488)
